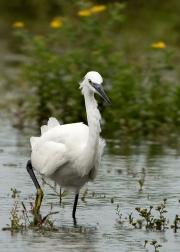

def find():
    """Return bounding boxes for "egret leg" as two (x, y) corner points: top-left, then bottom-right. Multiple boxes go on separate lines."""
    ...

(60, 187), (62, 205)
(26, 160), (44, 213)
(72, 193), (79, 219)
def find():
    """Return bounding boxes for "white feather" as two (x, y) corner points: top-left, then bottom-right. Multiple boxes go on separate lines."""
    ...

(41, 125), (48, 135)
(30, 71), (108, 194)
(30, 137), (40, 150)
(47, 117), (60, 130)
(41, 117), (60, 135)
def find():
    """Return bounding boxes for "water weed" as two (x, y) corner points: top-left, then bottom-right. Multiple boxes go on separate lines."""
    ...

(144, 240), (162, 252)
(150, 240), (162, 252)
(10, 188), (21, 198)
(171, 214), (180, 232)
(116, 198), (179, 232)
(138, 167), (146, 191)
(3, 188), (59, 232)
(135, 199), (168, 230)
(81, 188), (88, 202)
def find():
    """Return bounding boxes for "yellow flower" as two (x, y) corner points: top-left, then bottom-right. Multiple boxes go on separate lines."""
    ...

(77, 10), (91, 17)
(151, 41), (166, 49)
(90, 5), (107, 13)
(50, 19), (63, 28)
(12, 22), (24, 28)
(92, 51), (100, 55)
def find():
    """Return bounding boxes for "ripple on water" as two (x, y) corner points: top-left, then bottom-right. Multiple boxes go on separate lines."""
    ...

(0, 123), (180, 252)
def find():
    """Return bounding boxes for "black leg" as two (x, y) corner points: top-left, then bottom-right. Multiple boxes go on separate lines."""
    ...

(26, 160), (44, 212)
(60, 187), (62, 205)
(72, 193), (79, 219)
(26, 160), (40, 189)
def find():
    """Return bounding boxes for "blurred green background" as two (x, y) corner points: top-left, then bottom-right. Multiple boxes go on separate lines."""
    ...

(0, 0), (180, 141)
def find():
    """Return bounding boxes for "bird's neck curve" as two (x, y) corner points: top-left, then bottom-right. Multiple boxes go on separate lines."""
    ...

(82, 86), (101, 165)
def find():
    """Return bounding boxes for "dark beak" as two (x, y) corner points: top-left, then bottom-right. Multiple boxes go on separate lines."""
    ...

(93, 83), (111, 105)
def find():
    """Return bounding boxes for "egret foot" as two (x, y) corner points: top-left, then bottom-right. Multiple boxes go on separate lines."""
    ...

(34, 188), (44, 213)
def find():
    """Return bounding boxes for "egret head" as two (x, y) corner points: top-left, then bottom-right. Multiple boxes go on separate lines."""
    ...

(80, 71), (111, 104)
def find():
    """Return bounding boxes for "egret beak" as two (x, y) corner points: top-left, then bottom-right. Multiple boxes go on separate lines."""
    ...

(93, 83), (111, 105)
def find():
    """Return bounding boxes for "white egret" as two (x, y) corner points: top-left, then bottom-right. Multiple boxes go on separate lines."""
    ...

(26, 71), (110, 219)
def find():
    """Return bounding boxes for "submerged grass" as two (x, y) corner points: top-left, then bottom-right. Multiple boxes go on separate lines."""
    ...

(3, 180), (91, 233)
(116, 198), (180, 232)
(3, 196), (59, 232)
(116, 198), (180, 251)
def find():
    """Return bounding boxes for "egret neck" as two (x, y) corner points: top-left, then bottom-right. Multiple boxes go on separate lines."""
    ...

(81, 85), (101, 168)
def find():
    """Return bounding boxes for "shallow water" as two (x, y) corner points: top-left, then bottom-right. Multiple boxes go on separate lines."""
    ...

(0, 121), (180, 252)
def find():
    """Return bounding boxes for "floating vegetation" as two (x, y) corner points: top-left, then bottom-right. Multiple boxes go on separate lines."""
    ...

(10, 188), (21, 198)
(138, 167), (146, 191)
(116, 204), (122, 219)
(135, 198), (168, 230)
(3, 187), (96, 234)
(116, 198), (180, 234)
(3, 183), (62, 232)
(42, 178), (60, 197)
(150, 240), (162, 252)
(3, 182), (91, 233)
(111, 198), (114, 204)
(170, 215), (180, 232)
(42, 178), (69, 203)
(144, 240), (162, 252)
(81, 188), (88, 202)
(3, 197), (59, 232)
(114, 199), (180, 251)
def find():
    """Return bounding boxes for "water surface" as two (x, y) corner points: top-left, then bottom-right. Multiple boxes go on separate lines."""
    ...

(0, 121), (180, 252)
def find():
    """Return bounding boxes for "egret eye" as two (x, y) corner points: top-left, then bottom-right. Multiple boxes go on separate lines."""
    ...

(88, 79), (93, 85)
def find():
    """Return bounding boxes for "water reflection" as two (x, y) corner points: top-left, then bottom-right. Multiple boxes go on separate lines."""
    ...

(0, 121), (180, 252)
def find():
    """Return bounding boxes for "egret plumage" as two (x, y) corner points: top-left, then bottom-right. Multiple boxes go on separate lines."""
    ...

(26, 71), (110, 219)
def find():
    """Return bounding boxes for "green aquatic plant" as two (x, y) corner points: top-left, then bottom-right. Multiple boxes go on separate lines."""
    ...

(116, 198), (178, 232)
(154, 198), (167, 229)
(3, 200), (30, 231)
(138, 180), (144, 191)
(171, 214), (180, 232)
(11, 188), (21, 198)
(30, 202), (59, 231)
(42, 178), (69, 204)
(127, 212), (134, 224)
(9, 201), (23, 230)
(111, 198), (114, 204)
(150, 240), (162, 252)
(42, 178), (60, 197)
(81, 188), (88, 202)
(138, 167), (146, 191)
(116, 204), (122, 219)
(3, 189), (59, 232)
(135, 199), (168, 230)
(135, 206), (154, 228)
(155, 198), (167, 215)
(144, 240), (148, 247)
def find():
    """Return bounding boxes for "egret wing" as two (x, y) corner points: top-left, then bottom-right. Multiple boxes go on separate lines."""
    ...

(31, 140), (67, 177)
(30, 118), (89, 177)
